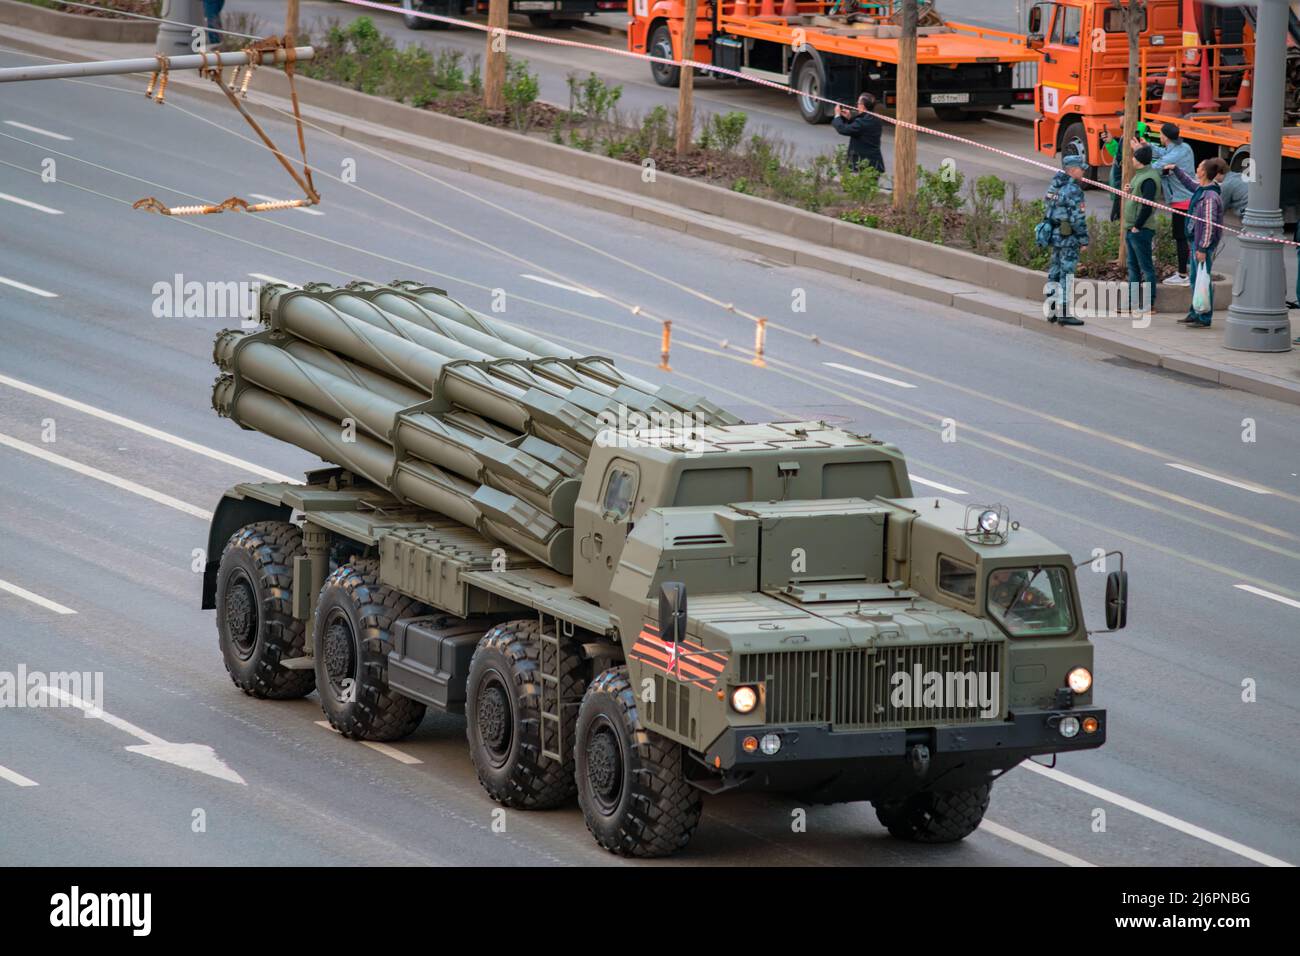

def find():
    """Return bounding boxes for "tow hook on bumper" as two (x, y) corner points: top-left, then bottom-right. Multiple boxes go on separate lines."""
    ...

(910, 743), (931, 777)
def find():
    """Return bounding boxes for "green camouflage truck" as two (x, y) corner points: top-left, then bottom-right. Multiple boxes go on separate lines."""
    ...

(202, 281), (1126, 857)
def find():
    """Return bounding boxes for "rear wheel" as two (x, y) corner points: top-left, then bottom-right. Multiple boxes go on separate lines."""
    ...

(648, 24), (680, 88)
(874, 784), (991, 843)
(216, 521), (315, 700)
(312, 560), (427, 741)
(402, 0), (450, 29)
(575, 667), (703, 857)
(794, 58), (832, 124)
(466, 620), (587, 809)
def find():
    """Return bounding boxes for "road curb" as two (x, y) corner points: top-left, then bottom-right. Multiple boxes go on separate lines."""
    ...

(4, 30), (1295, 407)
(0, 0), (157, 42)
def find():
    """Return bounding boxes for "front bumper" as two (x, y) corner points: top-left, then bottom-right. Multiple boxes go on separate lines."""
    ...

(703, 708), (1105, 800)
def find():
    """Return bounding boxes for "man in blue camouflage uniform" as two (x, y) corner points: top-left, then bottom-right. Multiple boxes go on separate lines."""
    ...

(1044, 154), (1090, 326)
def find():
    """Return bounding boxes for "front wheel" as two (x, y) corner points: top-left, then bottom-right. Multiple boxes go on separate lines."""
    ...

(1059, 120), (1098, 187)
(794, 58), (832, 124)
(575, 667), (703, 857)
(648, 24), (680, 88)
(874, 784), (991, 843)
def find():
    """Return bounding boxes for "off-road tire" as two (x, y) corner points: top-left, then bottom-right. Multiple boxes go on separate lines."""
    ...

(874, 784), (991, 843)
(466, 620), (586, 809)
(216, 521), (315, 700)
(575, 667), (703, 857)
(312, 560), (427, 741)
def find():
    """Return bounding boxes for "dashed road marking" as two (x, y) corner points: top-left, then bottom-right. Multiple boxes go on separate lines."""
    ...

(910, 475), (968, 495)
(4, 120), (71, 141)
(823, 361), (917, 389)
(1234, 584), (1300, 611)
(0, 276), (57, 298)
(1165, 463), (1271, 495)
(1022, 761), (1293, 867)
(0, 431), (212, 519)
(519, 274), (604, 298)
(0, 578), (75, 615)
(315, 721), (423, 764)
(0, 191), (61, 215)
(0, 374), (295, 482)
(0, 764), (39, 788)
(980, 819), (1095, 867)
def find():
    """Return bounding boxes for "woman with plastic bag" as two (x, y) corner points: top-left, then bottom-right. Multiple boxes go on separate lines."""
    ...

(1163, 157), (1227, 328)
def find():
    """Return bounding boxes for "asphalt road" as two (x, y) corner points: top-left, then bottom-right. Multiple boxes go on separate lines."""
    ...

(1, 43), (1298, 867)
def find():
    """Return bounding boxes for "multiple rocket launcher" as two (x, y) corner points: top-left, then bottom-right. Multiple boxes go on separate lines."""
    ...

(213, 281), (740, 574)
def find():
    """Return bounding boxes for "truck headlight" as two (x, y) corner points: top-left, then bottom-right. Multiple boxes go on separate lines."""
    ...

(1067, 667), (1092, 694)
(978, 509), (1000, 533)
(730, 685), (759, 714)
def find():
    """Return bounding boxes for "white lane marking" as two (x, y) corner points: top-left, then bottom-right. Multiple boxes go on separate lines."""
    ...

(0, 276), (57, 298)
(1165, 463), (1271, 495)
(0, 432), (212, 520)
(0, 764), (39, 788)
(249, 272), (300, 289)
(4, 120), (71, 141)
(250, 193), (324, 215)
(37, 686), (245, 785)
(910, 475), (968, 495)
(0, 578), (76, 615)
(1234, 584), (1300, 611)
(823, 361), (917, 389)
(1022, 762), (1293, 867)
(0, 374), (295, 483)
(0, 191), (61, 215)
(315, 721), (423, 764)
(979, 819), (1095, 867)
(519, 274), (604, 298)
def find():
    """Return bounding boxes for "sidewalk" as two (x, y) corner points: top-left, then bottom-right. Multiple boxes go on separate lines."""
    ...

(2, 23), (1296, 406)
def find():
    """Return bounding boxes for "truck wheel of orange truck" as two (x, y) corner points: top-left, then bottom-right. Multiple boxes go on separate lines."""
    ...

(465, 620), (586, 809)
(793, 58), (832, 124)
(401, 0), (450, 30)
(1059, 121), (1098, 187)
(575, 667), (703, 857)
(215, 521), (316, 701)
(648, 25), (681, 88)
(873, 784), (991, 843)
(312, 560), (429, 741)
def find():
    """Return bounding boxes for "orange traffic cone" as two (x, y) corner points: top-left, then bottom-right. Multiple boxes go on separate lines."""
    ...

(1233, 69), (1252, 112)
(781, 0), (799, 16)
(731, 0), (748, 14)
(758, 0), (776, 17)
(1158, 57), (1183, 116)
(1193, 49), (1217, 110)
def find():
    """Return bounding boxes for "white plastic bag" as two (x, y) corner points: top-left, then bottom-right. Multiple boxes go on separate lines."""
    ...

(1191, 264), (1212, 314)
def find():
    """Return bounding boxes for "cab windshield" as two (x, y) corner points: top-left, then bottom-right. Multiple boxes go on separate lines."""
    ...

(986, 566), (1075, 636)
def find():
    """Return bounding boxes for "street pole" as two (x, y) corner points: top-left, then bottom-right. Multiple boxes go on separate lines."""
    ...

(157, 0), (204, 55)
(485, 0), (508, 112)
(676, 0), (700, 157)
(286, 0), (300, 43)
(1224, 0), (1292, 351)
(893, 0), (918, 208)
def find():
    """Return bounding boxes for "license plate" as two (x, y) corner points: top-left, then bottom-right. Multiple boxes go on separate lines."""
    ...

(930, 93), (971, 104)
(514, 1), (557, 9)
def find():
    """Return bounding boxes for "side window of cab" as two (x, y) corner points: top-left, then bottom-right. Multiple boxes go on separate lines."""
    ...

(600, 462), (639, 521)
(937, 555), (977, 604)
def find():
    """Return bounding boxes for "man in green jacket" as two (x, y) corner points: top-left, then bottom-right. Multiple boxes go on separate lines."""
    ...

(1123, 144), (1162, 319)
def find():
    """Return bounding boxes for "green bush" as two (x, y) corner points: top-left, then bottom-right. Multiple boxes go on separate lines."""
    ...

(963, 174), (1006, 255)
(698, 112), (748, 154)
(838, 150), (882, 206)
(1079, 216), (1121, 274)
(301, 17), (468, 107)
(503, 59), (541, 132)
(567, 72), (623, 141)
(1003, 197), (1051, 270)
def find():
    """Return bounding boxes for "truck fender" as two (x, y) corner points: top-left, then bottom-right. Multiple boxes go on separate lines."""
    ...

(200, 494), (293, 609)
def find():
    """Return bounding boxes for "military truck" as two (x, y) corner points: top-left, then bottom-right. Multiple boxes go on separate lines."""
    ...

(202, 280), (1126, 857)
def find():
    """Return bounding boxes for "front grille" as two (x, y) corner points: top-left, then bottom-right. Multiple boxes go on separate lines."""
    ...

(739, 641), (1004, 729)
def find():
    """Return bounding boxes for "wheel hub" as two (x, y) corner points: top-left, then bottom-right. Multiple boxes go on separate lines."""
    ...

(322, 614), (355, 692)
(477, 677), (512, 764)
(586, 720), (624, 814)
(223, 571), (257, 660)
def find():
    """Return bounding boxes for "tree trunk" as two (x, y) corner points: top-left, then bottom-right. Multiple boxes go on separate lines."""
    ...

(676, 0), (700, 157)
(1116, 0), (1144, 268)
(484, 0), (508, 112)
(893, 0), (918, 207)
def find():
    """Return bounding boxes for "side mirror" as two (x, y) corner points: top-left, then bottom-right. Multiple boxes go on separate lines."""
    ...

(659, 581), (687, 644)
(1027, 4), (1043, 36)
(1105, 570), (1128, 630)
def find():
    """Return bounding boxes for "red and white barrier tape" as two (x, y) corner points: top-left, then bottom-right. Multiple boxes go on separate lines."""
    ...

(342, 0), (1298, 250)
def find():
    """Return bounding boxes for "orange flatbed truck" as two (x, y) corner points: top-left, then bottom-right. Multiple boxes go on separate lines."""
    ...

(628, 0), (1040, 124)
(1030, 0), (1300, 205)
